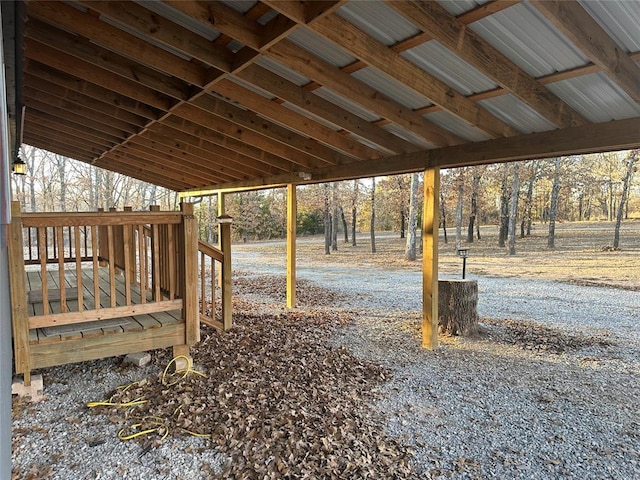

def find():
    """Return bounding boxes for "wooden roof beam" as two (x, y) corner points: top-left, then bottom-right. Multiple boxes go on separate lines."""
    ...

(24, 99), (133, 139)
(140, 126), (289, 179)
(24, 61), (162, 120)
(156, 117), (294, 174)
(28, 1), (209, 87)
(166, 0), (460, 148)
(24, 120), (115, 153)
(94, 155), (188, 191)
(532, 0), (640, 103)
(24, 87), (144, 132)
(175, 101), (336, 170)
(120, 142), (241, 184)
(268, 40), (463, 147)
(185, 117), (640, 193)
(236, 64), (418, 155)
(127, 131), (256, 179)
(307, 14), (518, 138)
(25, 116), (116, 150)
(387, 1), (587, 128)
(211, 79), (383, 160)
(25, 77), (148, 128)
(25, 22), (189, 102)
(26, 111), (121, 147)
(74, 1), (235, 73)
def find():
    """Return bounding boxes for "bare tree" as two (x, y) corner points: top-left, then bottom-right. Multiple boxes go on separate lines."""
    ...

(370, 177), (376, 253)
(340, 206), (348, 243)
(351, 180), (358, 247)
(331, 183), (338, 251)
(405, 172), (419, 261)
(323, 183), (331, 255)
(498, 164), (509, 247)
(507, 163), (520, 255)
(548, 157), (562, 248)
(613, 150), (637, 249)
(467, 168), (481, 243)
(440, 190), (448, 244)
(455, 169), (464, 249)
(521, 160), (540, 237)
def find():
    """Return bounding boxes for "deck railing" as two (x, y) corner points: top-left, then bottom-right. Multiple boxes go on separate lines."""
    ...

(8, 202), (226, 384)
(198, 215), (232, 331)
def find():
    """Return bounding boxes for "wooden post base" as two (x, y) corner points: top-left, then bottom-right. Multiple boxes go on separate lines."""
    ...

(438, 279), (478, 336)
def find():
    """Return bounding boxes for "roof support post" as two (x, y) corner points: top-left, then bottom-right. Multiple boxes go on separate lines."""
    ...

(217, 192), (225, 288)
(286, 183), (297, 308)
(218, 215), (233, 331)
(422, 167), (439, 350)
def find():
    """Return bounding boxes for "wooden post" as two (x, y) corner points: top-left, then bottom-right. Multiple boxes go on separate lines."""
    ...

(217, 192), (225, 287)
(97, 207), (108, 266)
(218, 215), (233, 330)
(422, 167), (440, 350)
(181, 203), (199, 345)
(8, 202), (31, 385)
(286, 184), (297, 308)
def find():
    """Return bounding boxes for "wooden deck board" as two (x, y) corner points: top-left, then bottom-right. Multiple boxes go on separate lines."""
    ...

(26, 266), (182, 344)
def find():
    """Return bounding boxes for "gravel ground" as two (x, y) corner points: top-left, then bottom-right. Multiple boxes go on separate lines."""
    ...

(12, 248), (640, 479)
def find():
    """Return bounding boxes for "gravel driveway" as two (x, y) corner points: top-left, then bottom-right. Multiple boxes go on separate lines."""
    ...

(12, 248), (639, 479)
(235, 248), (640, 479)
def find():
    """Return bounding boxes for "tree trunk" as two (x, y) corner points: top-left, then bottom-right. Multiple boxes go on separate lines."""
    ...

(340, 206), (348, 243)
(351, 180), (358, 247)
(522, 160), (538, 238)
(400, 207), (406, 239)
(613, 151), (637, 249)
(405, 173), (419, 261)
(548, 158), (562, 248)
(331, 183), (338, 251)
(370, 178), (376, 253)
(468, 170), (480, 243)
(455, 169), (464, 249)
(323, 183), (331, 255)
(498, 164), (509, 247)
(508, 162), (520, 255)
(440, 190), (448, 244)
(438, 279), (479, 336)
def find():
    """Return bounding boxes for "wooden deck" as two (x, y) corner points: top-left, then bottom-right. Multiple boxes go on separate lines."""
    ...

(25, 266), (184, 370)
(9, 203), (231, 382)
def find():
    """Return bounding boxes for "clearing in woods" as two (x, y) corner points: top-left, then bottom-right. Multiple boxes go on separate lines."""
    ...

(233, 220), (640, 291)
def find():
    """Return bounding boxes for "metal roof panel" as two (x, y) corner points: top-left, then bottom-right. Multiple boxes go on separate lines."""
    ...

(312, 87), (382, 122)
(436, 0), (491, 17)
(352, 66), (432, 110)
(136, 1), (221, 41)
(255, 57), (311, 86)
(382, 124), (436, 150)
(402, 41), (499, 96)
(288, 28), (357, 68)
(336, 1), (420, 46)
(478, 94), (556, 134)
(579, 0), (640, 52)
(547, 73), (640, 123)
(471, 2), (590, 77)
(425, 111), (491, 142)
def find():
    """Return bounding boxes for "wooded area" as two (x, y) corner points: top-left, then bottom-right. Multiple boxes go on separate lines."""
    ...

(12, 146), (639, 255)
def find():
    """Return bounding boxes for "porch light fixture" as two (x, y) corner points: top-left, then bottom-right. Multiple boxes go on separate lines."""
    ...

(12, 155), (26, 175)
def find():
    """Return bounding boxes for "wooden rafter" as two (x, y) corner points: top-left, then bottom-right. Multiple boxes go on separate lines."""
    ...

(532, 0), (640, 104)
(183, 117), (640, 194)
(271, 9), (518, 138)
(386, 1), (587, 129)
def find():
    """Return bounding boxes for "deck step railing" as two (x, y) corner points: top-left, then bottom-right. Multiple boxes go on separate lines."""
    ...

(7, 202), (202, 384)
(197, 214), (232, 331)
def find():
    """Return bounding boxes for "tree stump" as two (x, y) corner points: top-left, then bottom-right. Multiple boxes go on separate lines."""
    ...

(438, 279), (479, 336)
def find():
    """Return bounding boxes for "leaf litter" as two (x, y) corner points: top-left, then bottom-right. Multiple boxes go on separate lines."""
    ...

(89, 306), (417, 478)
